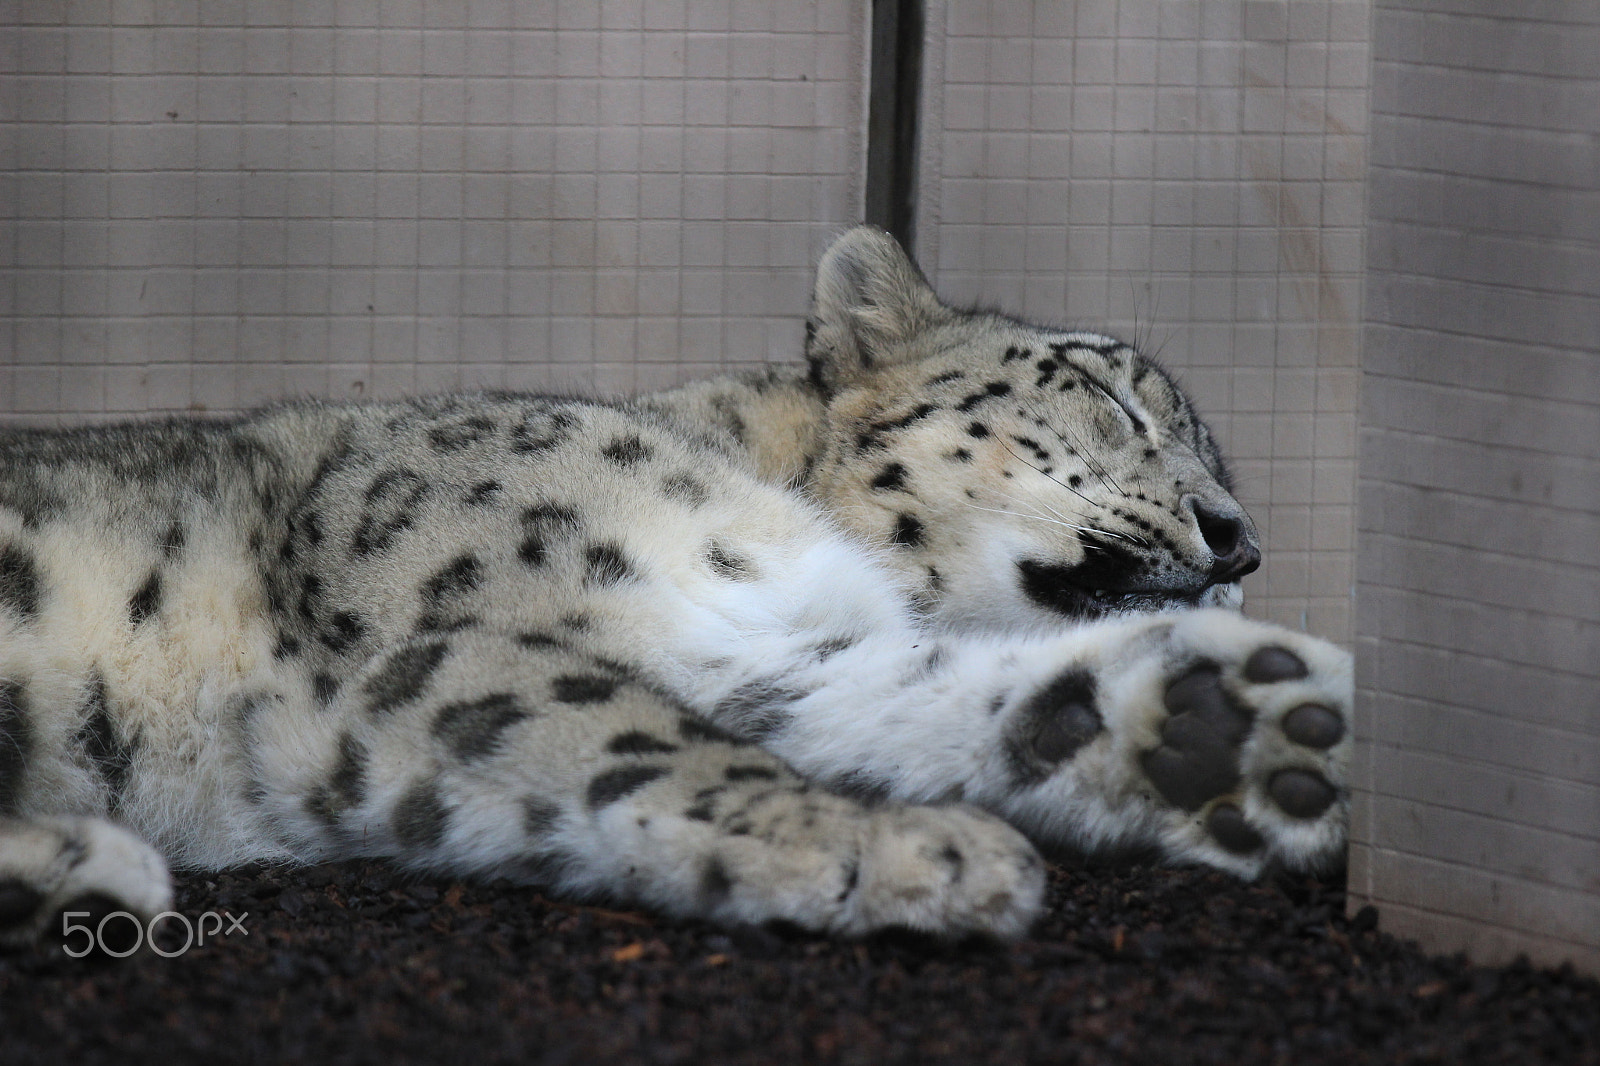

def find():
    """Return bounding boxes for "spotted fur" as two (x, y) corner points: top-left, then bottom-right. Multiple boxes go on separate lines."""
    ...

(0, 228), (1351, 947)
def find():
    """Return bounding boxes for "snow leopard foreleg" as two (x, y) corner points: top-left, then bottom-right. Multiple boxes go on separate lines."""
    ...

(692, 608), (1354, 879)
(246, 630), (1045, 938)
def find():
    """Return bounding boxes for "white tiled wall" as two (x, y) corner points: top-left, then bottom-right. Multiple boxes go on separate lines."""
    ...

(916, 0), (1369, 644)
(1351, 0), (1600, 972)
(0, 0), (865, 420)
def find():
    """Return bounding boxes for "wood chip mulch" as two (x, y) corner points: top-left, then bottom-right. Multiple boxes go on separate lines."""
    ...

(1, 860), (1596, 1065)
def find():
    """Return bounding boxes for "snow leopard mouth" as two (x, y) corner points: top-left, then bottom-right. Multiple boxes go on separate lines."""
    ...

(1015, 558), (1207, 620)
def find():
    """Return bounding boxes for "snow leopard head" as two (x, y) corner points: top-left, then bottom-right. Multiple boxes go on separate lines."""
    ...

(803, 226), (1259, 628)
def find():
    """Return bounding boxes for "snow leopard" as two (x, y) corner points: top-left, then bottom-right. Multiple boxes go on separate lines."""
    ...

(0, 226), (1351, 947)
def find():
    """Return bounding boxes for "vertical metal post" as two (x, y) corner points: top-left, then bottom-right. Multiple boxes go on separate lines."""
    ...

(864, 0), (923, 252)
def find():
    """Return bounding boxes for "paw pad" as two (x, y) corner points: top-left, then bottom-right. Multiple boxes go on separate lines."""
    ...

(1242, 645), (1308, 683)
(1205, 803), (1264, 855)
(1139, 665), (1250, 812)
(1282, 703), (1344, 749)
(1032, 701), (1102, 764)
(1268, 769), (1337, 819)
(1006, 669), (1104, 784)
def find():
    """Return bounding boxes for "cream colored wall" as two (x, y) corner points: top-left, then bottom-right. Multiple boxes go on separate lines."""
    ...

(0, 0), (866, 422)
(1350, 0), (1600, 972)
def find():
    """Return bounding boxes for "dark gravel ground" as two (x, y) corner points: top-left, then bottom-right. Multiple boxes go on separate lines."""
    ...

(1, 860), (1595, 1065)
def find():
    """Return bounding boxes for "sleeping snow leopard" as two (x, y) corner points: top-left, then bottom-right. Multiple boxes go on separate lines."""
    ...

(0, 226), (1351, 947)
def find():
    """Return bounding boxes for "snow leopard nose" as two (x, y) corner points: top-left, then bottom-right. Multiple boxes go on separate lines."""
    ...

(1183, 496), (1260, 585)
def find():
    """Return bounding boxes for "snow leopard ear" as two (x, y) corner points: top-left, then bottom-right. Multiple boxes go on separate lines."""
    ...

(805, 226), (953, 392)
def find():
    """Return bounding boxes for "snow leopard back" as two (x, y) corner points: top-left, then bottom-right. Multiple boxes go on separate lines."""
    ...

(1, 392), (825, 863)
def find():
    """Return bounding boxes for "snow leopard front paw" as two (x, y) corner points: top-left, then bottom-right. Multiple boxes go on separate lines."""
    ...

(0, 816), (172, 953)
(1126, 611), (1353, 877)
(994, 609), (1352, 878)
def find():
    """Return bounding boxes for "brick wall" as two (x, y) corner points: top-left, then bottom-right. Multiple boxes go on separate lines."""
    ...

(1351, 0), (1600, 970)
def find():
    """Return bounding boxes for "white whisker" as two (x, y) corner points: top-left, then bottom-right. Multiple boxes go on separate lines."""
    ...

(965, 503), (1100, 536)
(970, 497), (1144, 546)
(998, 482), (1147, 548)
(991, 435), (1150, 548)
(991, 490), (1121, 545)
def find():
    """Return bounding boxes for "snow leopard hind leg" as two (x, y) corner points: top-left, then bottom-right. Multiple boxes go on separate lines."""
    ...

(242, 628), (1047, 940)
